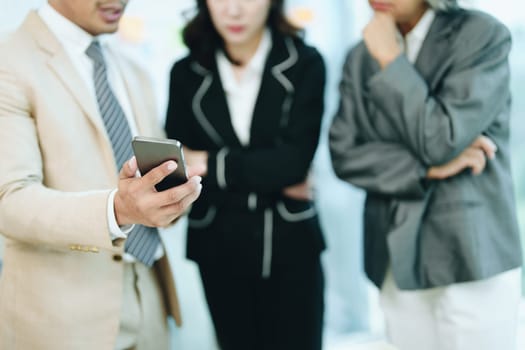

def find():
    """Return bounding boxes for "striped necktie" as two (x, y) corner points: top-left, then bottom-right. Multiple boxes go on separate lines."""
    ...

(86, 41), (160, 267)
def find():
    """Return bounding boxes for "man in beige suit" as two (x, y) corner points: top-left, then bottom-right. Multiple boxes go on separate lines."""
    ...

(0, 1), (203, 349)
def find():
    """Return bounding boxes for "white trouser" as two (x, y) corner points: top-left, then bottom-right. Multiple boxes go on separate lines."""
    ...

(380, 268), (522, 350)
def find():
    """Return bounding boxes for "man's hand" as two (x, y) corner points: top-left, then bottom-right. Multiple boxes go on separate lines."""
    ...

(363, 12), (402, 69)
(427, 135), (497, 180)
(114, 156), (202, 227)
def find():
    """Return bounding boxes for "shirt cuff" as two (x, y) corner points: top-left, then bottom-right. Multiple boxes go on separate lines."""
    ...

(107, 189), (134, 241)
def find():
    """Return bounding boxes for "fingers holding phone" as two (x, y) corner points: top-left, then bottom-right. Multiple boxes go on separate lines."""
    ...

(114, 137), (203, 227)
(363, 12), (401, 69)
(156, 175), (202, 219)
(132, 136), (189, 191)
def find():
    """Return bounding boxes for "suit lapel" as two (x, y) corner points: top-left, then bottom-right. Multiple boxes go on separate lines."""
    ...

(250, 34), (291, 146)
(187, 60), (239, 147)
(414, 11), (464, 89)
(110, 50), (159, 138)
(202, 65), (242, 147)
(25, 12), (106, 137)
(191, 33), (292, 148)
(46, 53), (104, 134)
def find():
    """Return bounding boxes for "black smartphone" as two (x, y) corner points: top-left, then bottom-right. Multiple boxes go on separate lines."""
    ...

(131, 136), (188, 192)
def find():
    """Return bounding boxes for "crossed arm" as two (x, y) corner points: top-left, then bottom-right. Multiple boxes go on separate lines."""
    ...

(363, 11), (510, 169)
(329, 12), (509, 197)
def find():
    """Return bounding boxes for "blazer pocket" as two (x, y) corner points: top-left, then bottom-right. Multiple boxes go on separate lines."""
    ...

(276, 199), (316, 222)
(188, 205), (217, 229)
(421, 201), (484, 284)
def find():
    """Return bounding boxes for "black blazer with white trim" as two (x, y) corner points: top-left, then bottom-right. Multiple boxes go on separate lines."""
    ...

(165, 30), (326, 274)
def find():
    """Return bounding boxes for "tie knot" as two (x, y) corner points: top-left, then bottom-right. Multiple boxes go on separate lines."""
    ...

(85, 41), (105, 65)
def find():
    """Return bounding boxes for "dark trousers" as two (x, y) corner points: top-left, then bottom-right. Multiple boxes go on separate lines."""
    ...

(199, 257), (324, 350)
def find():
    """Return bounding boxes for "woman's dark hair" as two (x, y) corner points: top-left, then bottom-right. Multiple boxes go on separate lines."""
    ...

(183, 0), (301, 67)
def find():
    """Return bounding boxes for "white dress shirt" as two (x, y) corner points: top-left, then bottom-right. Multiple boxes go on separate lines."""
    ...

(216, 29), (272, 146)
(39, 4), (162, 260)
(398, 9), (436, 64)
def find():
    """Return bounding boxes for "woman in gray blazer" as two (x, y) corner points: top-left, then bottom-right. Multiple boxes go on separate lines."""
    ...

(330, 0), (522, 349)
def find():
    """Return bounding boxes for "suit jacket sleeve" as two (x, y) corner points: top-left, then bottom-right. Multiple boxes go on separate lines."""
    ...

(0, 55), (114, 251)
(367, 17), (511, 166)
(330, 50), (428, 198)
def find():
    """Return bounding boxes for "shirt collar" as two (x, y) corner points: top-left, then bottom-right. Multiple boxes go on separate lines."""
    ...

(245, 28), (272, 76)
(216, 28), (272, 91)
(406, 8), (436, 43)
(38, 3), (108, 55)
(395, 8), (435, 63)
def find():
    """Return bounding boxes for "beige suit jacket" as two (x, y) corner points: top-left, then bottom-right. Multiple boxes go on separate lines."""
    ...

(0, 11), (181, 350)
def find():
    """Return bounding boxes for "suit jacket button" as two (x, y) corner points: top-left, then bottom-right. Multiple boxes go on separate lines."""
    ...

(113, 254), (123, 262)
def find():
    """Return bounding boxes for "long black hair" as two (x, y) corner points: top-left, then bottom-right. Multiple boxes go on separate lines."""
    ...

(182, 0), (301, 67)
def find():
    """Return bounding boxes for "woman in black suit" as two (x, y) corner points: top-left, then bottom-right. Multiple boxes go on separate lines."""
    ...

(164, 1), (326, 349)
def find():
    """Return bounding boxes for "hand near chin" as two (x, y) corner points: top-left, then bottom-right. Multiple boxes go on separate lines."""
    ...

(363, 12), (401, 69)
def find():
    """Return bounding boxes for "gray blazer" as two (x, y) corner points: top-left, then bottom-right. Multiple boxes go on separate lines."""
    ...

(329, 9), (522, 290)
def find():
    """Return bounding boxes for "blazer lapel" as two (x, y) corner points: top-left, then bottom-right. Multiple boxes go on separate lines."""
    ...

(190, 61), (241, 148)
(47, 54), (104, 134)
(25, 12), (105, 137)
(250, 34), (291, 146)
(110, 50), (159, 138)
(202, 66), (242, 147)
(415, 11), (464, 89)
(190, 33), (294, 148)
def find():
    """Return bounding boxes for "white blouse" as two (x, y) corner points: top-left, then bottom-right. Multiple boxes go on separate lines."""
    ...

(216, 29), (272, 146)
